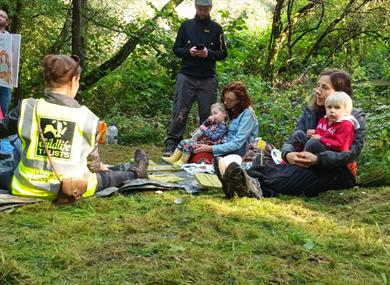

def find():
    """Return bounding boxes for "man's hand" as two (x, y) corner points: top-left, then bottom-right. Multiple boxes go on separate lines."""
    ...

(197, 47), (208, 58)
(189, 46), (208, 58)
(311, 134), (321, 140)
(193, 144), (212, 153)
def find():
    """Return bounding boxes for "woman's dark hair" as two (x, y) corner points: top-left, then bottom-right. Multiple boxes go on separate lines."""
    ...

(42, 54), (81, 88)
(311, 69), (353, 120)
(221, 81), (252, 118)
(319, 69), (353, 97)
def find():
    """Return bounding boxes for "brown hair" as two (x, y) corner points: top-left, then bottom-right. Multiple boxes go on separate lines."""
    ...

(311, 69), (353, 120)
(42, 54), (80, 88)
(221, 81), (252, 118)
(319, 69), (353, 97)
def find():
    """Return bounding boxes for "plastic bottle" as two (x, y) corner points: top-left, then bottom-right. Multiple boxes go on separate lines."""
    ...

(192, 128), (203, 140)
(106, 124), (118, 144)
(97, 120), (107, 144)
(256, 137), (266, 166)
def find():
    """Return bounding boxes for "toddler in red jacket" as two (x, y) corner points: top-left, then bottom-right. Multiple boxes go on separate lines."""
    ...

(292, 91), (360, 154)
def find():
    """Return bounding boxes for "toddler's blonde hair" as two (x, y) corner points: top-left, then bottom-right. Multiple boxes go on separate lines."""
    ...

(325, 91), (353, 115)
(211, 102), (228, 122)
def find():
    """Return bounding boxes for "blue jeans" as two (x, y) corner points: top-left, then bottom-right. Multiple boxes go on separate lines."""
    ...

(292, 130), (327, 154)
(0, 86), (12, 114)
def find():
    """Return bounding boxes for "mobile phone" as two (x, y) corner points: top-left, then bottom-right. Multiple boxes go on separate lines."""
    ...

(195, 44), (205, 50)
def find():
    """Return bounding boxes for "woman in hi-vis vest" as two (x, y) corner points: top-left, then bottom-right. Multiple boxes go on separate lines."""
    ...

(0, 54), (148, 199)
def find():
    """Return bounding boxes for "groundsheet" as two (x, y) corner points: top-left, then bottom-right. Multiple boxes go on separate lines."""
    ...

(0, 162), (211, 211)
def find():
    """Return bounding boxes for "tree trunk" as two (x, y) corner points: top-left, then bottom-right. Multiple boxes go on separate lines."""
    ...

(263, 0), (285, 82)
(49, 9), (72, 54)
(263, 0), (318, 82)
(10, 0), (22, 33)
(81, 0), (184, 91)
(72, 0), (83, 62)
(286, 0), (294, 70)
(10, 0), (23, 104)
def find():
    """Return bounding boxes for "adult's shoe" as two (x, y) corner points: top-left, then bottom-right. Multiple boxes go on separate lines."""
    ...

(225, 162), (263, 199)
(128, 148), (149, 178)
(213, 158), (234, 199)
(162, 141), (177, 157)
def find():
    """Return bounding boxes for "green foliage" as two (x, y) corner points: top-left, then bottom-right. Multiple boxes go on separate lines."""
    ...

(354, 83), (390, 185)
(111, 112), (167, 145)
(4, 0), (389, 184)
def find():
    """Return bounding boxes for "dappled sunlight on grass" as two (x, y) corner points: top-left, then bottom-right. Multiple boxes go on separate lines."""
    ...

(196, 192), (389, 263)
(0, 145), (388, 284)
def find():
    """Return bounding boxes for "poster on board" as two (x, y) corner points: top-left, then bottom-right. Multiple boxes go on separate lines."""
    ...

(0, 33), (21, 88)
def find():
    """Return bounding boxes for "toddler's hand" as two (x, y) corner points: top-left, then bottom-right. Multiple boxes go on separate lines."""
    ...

(306, 129), (316, 137)
(200, 125), (207, 131)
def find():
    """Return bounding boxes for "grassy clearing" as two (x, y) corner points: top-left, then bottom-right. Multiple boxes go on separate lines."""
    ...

(0, 145), (389, 284)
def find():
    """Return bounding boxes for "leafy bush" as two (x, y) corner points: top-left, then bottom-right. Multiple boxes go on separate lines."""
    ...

(354, 83), (390, 185)
(109, 111), (168, 146)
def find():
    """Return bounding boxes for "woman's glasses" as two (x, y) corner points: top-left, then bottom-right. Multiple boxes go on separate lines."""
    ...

(223, 97), (238, 104)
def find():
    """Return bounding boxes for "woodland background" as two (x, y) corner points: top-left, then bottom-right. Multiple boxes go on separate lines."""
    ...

(1, 0), (389, 185)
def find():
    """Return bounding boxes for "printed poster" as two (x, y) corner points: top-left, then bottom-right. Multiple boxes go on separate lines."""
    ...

(0, 33), (21, 88)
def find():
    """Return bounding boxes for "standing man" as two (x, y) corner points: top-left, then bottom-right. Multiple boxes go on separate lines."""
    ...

(0, 9), (11, 115)
(163, 0), (227, 156)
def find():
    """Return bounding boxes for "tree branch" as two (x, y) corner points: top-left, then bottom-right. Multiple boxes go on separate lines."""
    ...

(49, 9), (72, 54)
(323, 30), (386, 68)
(290, 2), (324, 49)
(82, 0), (184, 91)
(303, 0), (358, 63)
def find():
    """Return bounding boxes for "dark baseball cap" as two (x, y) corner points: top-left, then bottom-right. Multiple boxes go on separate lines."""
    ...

(195, 0), (212, 6)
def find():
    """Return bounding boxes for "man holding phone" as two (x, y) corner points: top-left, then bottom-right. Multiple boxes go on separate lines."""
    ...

(163, 0), (227, 157)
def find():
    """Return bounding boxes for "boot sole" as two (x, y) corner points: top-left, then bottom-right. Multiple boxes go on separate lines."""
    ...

(161, 156), (175, 164)
(213, 159), (232, 199)
(228, 166), (248, 198)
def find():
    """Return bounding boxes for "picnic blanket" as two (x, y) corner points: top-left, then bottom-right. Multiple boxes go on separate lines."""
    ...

(0, 191), (43, 211)
(0, 161), (217, 211)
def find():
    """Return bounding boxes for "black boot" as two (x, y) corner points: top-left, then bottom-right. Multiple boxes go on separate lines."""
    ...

(162, 141), (177, 157)
(128, 148), (149, 178)
(225, 162), (263, 199)
(213, 158), (234, 199)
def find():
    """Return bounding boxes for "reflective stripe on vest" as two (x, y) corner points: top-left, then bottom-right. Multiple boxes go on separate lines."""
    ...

(12, 98), (99, 199)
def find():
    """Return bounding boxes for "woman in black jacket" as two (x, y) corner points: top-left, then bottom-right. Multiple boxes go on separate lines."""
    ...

(217, 70), (366, 198)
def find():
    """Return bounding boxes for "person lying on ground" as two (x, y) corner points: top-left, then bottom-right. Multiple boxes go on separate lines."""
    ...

(0, 54), (149, 200)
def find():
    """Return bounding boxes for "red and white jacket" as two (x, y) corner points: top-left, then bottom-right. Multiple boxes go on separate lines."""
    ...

(316, 115), (360, 151)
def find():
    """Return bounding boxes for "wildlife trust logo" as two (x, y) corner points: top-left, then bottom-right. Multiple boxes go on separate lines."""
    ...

(36, 118), (75, 159)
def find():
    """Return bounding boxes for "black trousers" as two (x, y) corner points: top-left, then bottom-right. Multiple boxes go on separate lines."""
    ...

(165, 73), (217, 146)
(247, 156), (356, 197)
(96, 169), (136, 192)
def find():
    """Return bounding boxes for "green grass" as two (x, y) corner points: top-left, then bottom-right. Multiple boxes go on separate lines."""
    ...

(0, 145), (389, 284)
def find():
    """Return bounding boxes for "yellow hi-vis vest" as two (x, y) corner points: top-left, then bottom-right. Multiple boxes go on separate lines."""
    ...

(12, 98), (99, 199)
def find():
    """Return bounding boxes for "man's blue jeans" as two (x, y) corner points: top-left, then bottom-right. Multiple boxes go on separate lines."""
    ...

(0, 86), (12, 114)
